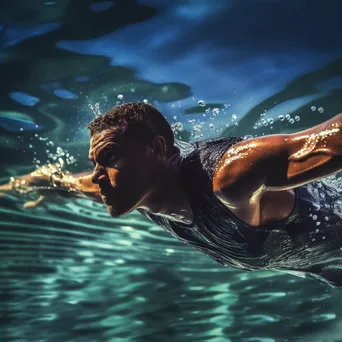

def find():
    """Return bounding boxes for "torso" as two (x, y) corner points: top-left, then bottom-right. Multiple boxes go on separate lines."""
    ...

(144, 137), (342, 287)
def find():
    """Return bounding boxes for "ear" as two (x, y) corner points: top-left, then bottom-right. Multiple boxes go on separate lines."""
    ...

(151, 135), (167, 158)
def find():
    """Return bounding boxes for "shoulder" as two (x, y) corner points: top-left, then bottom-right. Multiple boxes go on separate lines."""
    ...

(185, 136), (244, 179)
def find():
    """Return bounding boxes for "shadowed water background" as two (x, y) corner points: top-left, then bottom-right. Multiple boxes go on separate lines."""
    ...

(1, 0), (342, 341)
(2, 193), (342, 342)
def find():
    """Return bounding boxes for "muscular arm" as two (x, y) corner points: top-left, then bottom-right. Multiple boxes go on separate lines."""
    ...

(213, 113), (342, 208)
(0, 166), (102, 205)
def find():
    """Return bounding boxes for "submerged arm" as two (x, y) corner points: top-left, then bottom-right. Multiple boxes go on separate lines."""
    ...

(0, 165), (102, 207)
(53, 170), (102, 201)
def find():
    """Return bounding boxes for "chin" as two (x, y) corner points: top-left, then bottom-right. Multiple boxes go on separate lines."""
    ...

(106, 204), (130, 218)
(107, 205), (121, 218)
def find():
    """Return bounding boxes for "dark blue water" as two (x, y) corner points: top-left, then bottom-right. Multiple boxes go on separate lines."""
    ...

(1, 1), (342, 341)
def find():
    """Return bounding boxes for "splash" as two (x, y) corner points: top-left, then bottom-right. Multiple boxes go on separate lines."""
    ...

(88, 102), (102, 117)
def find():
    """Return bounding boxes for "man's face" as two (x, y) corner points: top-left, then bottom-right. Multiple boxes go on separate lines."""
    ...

(88, 127), (155, 217)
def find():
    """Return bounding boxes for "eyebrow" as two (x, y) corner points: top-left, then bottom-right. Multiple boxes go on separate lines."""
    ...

(89, 144), (120, 165)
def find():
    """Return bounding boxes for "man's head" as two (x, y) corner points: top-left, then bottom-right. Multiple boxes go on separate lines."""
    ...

(87, 102), (179, 217)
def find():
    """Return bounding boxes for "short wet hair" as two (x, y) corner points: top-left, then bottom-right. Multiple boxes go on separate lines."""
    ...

(88, 102), (177, 156)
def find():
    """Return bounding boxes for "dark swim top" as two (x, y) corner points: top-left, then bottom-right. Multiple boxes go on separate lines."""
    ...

(143, 137), (342, 288)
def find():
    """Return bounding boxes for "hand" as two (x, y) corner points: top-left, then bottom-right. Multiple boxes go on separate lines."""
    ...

(0, 164), (61, 208)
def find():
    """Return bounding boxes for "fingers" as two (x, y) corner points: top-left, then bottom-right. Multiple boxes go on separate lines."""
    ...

(0, 182), (12, 196)
(23, 195), (45, 209)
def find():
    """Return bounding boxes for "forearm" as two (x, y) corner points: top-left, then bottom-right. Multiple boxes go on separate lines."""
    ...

(51, 171), (102, 202)
(0, 165), (103, 205)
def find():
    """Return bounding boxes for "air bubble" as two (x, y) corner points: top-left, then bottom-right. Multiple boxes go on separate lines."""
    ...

(213, 108), (220, 115)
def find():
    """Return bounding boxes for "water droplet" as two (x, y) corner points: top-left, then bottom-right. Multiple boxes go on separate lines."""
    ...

(318, 107), (324, 113)
(232, 114), (237, 120)
(311, 106), (316, 111)
(213, 108), (220, 115)
(209, 123), (214, 129)
(143, 99), (148, 104)
(289, 118), (294, 124)
(295, 116), (300, 121)
(198, 100), (206, 107)
(171, 122), (184, 132)
(117, 94), (123, 100)
(278, 115), (285, 121)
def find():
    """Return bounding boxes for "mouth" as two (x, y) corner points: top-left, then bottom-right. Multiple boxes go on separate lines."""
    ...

(99, 183), (112, 196)
(101, 194), (113, 206)
(100, 190), (111, 197)
(99, 185), (113, 203)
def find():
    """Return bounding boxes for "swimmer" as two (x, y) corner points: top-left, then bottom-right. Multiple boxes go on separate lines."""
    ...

(2, 102), (342, 287)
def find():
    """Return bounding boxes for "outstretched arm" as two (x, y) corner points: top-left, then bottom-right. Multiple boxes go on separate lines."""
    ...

(213, 113), (342, 208)
(0, 165), (102, 207)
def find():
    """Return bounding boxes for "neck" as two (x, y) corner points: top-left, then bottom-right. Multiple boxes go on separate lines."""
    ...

(137, 154), (193, 224)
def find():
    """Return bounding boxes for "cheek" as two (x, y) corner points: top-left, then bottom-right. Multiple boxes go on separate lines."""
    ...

(106, 168), (119, 187)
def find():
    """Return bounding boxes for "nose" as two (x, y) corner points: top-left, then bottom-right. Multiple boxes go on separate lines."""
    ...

(91, 164), (107, 184)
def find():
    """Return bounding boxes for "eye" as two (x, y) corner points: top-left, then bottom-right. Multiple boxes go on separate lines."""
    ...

(105, 152), (120, 166)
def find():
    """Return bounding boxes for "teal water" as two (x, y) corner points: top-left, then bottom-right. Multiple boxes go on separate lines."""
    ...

(2, 195), (342, 342)
(1, 1), (342, 341)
